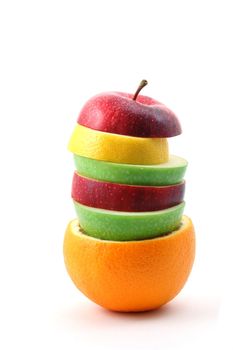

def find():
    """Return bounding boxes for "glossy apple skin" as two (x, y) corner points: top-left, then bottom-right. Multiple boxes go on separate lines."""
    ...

(72, 173), (185, 212)
(77, 92), (181, 137)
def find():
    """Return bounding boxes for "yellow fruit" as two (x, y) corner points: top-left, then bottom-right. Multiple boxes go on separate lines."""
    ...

(68, 124), (169, 165)
(63, 215), (195, 312)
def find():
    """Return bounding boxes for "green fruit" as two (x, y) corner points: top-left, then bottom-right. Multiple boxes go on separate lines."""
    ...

(73, 154), (187, 186)
(74, 201), (185, 241)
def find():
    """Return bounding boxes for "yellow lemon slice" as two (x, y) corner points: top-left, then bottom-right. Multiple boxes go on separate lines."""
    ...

(68, 124), (169, 165)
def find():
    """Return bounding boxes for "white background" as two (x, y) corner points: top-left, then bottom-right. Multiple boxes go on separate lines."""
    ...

(0, 0), (232, 349)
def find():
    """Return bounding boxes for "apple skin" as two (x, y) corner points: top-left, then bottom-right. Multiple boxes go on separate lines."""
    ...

(73, 201), (185, 241)
(73, 154), (188, 186)
(77, 92), (181, 138)
(72, 173), (185, 212)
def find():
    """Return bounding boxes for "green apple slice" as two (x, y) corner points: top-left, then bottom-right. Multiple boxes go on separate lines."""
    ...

(74, 201), (185, 241)
(73, 154), (188, 186)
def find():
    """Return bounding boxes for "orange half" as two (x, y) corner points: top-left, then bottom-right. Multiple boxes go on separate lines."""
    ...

(63, 215), (195, 312)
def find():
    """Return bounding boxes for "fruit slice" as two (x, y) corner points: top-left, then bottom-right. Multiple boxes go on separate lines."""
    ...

(63, 216), (195, 312)
(77, 92), (182, 137)
(74, 201), (185, 241)
(72, 173), (185, 212)
(74, 154), (188, 186)
(68, 124), (169, 165)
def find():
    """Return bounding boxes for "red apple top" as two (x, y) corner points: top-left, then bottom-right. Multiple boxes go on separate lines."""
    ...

(77, 80), (182, 138)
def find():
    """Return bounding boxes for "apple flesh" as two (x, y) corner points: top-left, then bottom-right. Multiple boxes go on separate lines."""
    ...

(72, 173), (185, 212)
(77, 92), (181, 138)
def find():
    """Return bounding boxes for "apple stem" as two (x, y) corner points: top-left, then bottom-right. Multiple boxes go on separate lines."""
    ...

(132, 80), (148, 101)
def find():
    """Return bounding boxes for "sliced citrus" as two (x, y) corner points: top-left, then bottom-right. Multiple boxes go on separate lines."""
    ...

(68, 124), (169, 165)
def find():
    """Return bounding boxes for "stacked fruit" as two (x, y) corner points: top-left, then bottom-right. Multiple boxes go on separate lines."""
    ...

(64, 81), (195, 312)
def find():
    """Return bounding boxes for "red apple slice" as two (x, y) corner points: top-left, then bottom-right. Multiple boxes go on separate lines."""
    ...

(72, 173), (185, 212)
(77, 87), (181, 138)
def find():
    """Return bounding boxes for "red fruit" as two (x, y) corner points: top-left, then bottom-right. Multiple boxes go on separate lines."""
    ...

(72, 173), (185, 212)
(77, 92), (181, 138)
